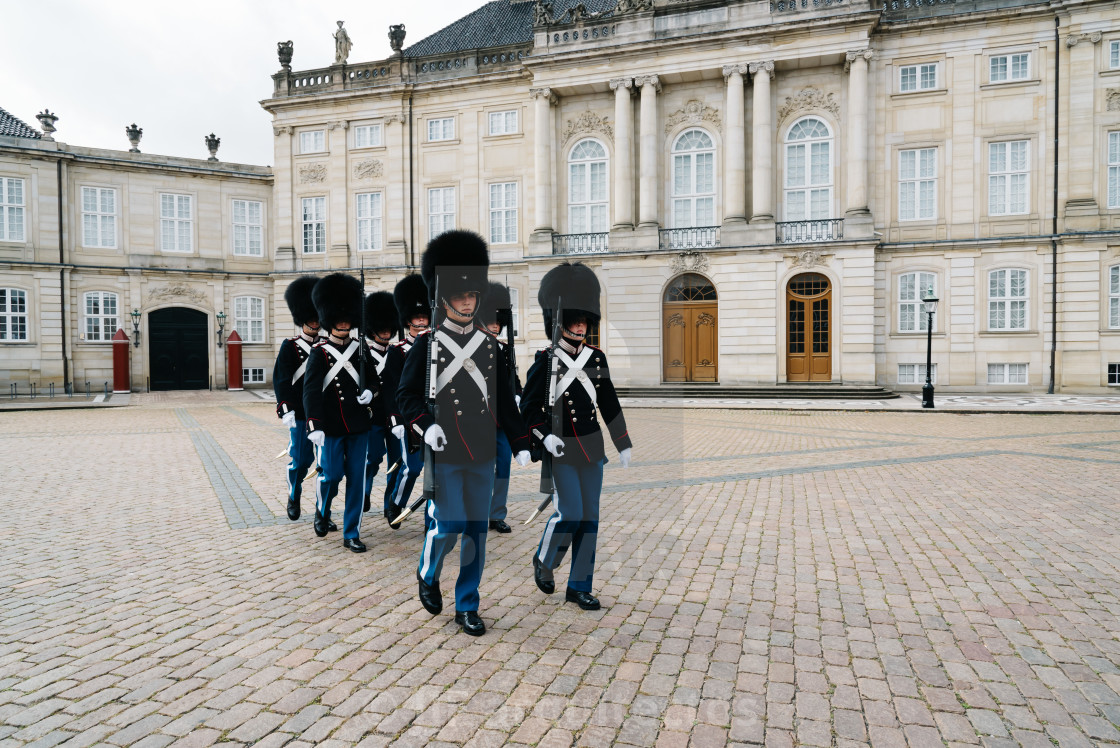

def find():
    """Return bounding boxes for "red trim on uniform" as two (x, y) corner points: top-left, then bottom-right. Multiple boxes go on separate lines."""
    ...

(455, 413), (474, 460)
(569, 411), (590, 462)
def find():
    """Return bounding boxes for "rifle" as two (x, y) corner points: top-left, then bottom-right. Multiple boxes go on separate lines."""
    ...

(358, 260), (367, 395)
(525, 298), (562, 525)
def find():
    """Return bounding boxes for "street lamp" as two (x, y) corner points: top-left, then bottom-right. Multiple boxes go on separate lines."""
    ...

(216, 311), (227, 347)
(130, 308), (142, 348)
(921, 289), (939, 409)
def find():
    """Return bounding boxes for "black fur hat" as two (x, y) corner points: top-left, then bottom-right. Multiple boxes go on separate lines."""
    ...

(284, 276), (319, 327)
(312, 273), (363, 332)
(538, 262), (601, 333)
(420, 230), (489, 304)
(363, 291), (397, 335)
(394, 274), (429, 330)
(477, 281), (512, 328)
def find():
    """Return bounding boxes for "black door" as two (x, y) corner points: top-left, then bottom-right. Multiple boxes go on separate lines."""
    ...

(149, 307), (209, 390)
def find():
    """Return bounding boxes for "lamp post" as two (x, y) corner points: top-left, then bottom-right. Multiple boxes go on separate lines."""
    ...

(216, 311), (227, 347)
(921, 290), (939, 409)
(130, 308), (141, 348)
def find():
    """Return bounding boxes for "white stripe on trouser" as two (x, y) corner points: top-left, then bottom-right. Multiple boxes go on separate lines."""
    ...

(392, 435), (411, 507)
(315, 444), (326, 514)
(356, 446), (367, 535)
(419, 500), (439, 581)
(286, 431), (296, 495)
(537, 491), (561, 564)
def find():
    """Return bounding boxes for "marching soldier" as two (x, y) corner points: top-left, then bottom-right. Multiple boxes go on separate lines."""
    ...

(362, 291), (397, 514)
(522, 262), (632, 611)
(477, 281), (519, 534)
(273, 275), (320, 523)
(303, 273), (380, 553)
(397, 230), (531, 636)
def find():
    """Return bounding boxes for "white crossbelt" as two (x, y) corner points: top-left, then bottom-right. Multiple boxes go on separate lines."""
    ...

(434, 329), (489, 406)
(368, 345), (388, 376)
(321, 340), (360, 391)
(554, 346), (597, 405)
(291, 338), (313, 385)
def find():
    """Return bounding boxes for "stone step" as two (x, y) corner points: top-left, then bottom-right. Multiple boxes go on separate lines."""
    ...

(615, 384), (900, 400)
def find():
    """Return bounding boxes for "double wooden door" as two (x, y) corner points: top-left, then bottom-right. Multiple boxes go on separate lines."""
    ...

(149, 307), (209, 390)
(662, 303), (718, 383)
(786, 273), (831, 382)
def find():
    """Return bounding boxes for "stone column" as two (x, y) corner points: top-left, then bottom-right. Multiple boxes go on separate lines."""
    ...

(610, 77), (635, 230)
(748, 61), (774, 224)
(722, 64), (749, 225)
(636, 75), (661, 228)
(327, 120), (350, 267)
(531, 87), (557, 235)
(272, 126), (295, 270)
(844, 50), (873, 217)
(1065, 32), (1103, 226)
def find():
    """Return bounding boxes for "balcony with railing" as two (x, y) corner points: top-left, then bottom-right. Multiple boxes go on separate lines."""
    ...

(552, 232), (609, 255)
(776, 219), (844, 244)
(658, 226), (720, 250)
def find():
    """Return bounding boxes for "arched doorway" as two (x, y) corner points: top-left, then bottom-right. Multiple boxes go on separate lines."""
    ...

(149, 307), (209, 390)
(662, 273), (717, 383)
(786, 273), (831, 382)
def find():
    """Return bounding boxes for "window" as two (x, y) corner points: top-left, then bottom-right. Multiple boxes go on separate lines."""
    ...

(299, 130), (325, 153)
(488, 110), (518, 136)
(898, 363), (937, 384)
(301, 197), (326, 254)
(672, 129), (716, 229)
(1109, 132), (1120, 209)
(990, 53), (1030, 82)
(233, 296), (265, 343)
(428, 187), (456, 239)
(1111, 40), (1120, 70)
(0, 178), (25, 242)
(81, 187), (116, 248)
(1110, 265), (1119, 329)
(489, 183), (518, 244)
(989, 268), (1028, 330)
(1109, 363), (1120, 386)
(232, 200), (263, 257)
(899, 148), (936, 221)
(0, 288), (28, 341)
(428, 118), (454, 142)
(84, 292), (119, 342)
(784, 118), (832, 221)
(568, 139), (608, 237)
(899, 63), (938, 92)
(988, 363), (1027, 385)
(509, 287), (520, 338)
(243, 367), (266, 384)
(356, 192), (383, 252)
(159, 194), (193, 252)
(899, 272), (937, 332)
(989, 141), (1029, 216)
(353, 124), (382, 148)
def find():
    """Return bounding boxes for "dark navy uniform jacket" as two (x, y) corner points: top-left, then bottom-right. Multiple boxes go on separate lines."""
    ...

(381, 337), (414, 432)
(397, 320), (529, 464)
(274, 333), (316, 421)
(520, 340), (631, 465)
(303, 336), (383, 437)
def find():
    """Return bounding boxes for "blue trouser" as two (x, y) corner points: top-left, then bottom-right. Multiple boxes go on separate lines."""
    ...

(286, 421), (315, 503)
(364, 425), (389, 506)
(418, 459), (495, 611)
(536, 458), (604, 593)
(489, 431), (512, 522)
(315, 431), (370, 540)
(387, 436), (424, 510)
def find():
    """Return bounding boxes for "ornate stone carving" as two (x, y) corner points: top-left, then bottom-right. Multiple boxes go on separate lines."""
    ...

(667, 314), (685, 329)
(148, 284), (208, 305)
(722, 63), (750, 79)
(748, 60), (775, 79)
(299, 163), (328, 183)
(634, 74), (662, 92)
(530, 87), (558, 104)
(273, 125), (293, 136)
(532, 0), (554, 27)
(791, 248), (825, 268)
(670, 251), (711, 274)
(562, 111), (613, 142)
(616, 0), (654, 12)
(664, 100), (721, 134)
(778, 88), (840, 123)
(609, 77), (634, 91)
(353, 159), (384, 180)
(1107, 89), (1120, 112)
(388, 24), (406, 52)
(696, 313), (715, 327)
(1066, 32), (1103, 47)
(327, 120), (348, 130)
(844, 48), (874, 72)
(277, 41), (294, 70)
(334, 21), (352, 65)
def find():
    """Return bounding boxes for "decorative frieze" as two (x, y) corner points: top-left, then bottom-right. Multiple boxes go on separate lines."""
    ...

(148, 284), (208, 305)
(1107, 89), (1120, 112)
(616, 0), (653, 12)
(353, 160), (383, 180)
(791, 248), (827, 268)
(299, 163), (328, 183)
(562, 111), (613, 142)
(670, 251), (711, 275)
(778, 88), (840, 124)
(664, 100), (721, 134)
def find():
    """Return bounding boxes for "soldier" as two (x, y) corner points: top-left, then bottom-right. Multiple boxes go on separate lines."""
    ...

(273, 275), (321, 523)
(397, 230), (531, 636)
(522, 262), (632, 612)
(303, 273), (380, 553)
(362, 290), (397, 515)
(476, 281), (519, 534)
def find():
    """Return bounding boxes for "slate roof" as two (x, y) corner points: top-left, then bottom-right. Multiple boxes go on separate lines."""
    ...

(404, 0), (618, 57)
(0, 107), (41, 139)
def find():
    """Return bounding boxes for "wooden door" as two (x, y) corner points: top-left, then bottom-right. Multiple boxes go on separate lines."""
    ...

(786, 273), (831, 382)
(662, 303), (718, 383)
(149, 307), (209, 390)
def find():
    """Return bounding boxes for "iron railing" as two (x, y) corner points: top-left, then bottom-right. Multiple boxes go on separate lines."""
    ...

(552, 232), (609, 255)
(776, 218), (844, 244)
(659, 226), (720, 250)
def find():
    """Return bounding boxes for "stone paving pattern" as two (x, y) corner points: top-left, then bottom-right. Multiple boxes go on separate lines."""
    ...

(2, 403), (1120, 747)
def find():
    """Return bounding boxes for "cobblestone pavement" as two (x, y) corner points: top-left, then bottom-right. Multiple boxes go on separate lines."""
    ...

(2, 404), (1120, 748)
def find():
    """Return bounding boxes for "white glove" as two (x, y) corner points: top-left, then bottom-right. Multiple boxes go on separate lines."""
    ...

(543, 434), (565, 458)
(515, 395), (521, 407)
(307, 430), (326, 448)
(424, 424), (447, 452)
(619, 448), (632, 469)
(391, 424), (406, 440)
(515, 450), (530, 467)
(357, 389), (373, 405)
(281, 412), (297, 429)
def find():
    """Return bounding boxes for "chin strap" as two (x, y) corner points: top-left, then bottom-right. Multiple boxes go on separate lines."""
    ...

(442, 298), (476, 323)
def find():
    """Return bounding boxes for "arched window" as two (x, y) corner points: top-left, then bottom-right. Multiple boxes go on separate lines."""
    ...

(671, 129), (716, 228)
(784, 118), (832, 221)
(664, 273), (717, 302)
(568, 139), (608, 236)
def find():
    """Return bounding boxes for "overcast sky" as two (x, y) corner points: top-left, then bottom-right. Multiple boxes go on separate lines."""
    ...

(1, 0), (488, 166)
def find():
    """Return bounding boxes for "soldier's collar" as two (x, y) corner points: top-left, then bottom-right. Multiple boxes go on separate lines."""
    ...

(440, 318), (474, 336)
(298, 331), (317, 343)
(558, 338), (581, 356)
(405, 333), (416, 344)
(366, 338), (389, 353)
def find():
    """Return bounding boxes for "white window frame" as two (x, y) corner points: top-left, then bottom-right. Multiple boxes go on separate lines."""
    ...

(1108, 131), (1120, 209)
(899, 63), (938, 93)
(990, 52), (1030, 83)
(1109, 265), (1120, 330)
(0, 288), (28, 341)
(233, 296), (265, 344)
(898, 363), (937, 384)
(428, 187), (456, 240)
(159, 193), (193, 253)
(356, 192), (383, 252)
(898, 148), (937, 221)
(299, 130), (326, 154)
(81, 186), (117, 249)
(988, 268), (1029, 331)
(489, 182), (518, 245)
(783, 118), (833, 222)
(83, 291), (119, 342)
(427, 118), (455, 142)
(671, 129), (717, 229)
(988, 140), (1030, 216)
(232, 199), (263, 257)
(301, 197), (326, 254)
(353, 124), (383, 149)
(898, 272), (937, 332)
(243, 367), (266, 384)
(1109, 363), (1120, 386)
(1110, 40), (1120, 70)
(0, 177), (26, 243)
(488, 110), (519, 136)
(568, 139), (609, 238)
(988, 363), (1028, 385)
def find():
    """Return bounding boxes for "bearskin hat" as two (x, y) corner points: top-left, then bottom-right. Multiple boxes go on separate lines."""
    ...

(312, 273), (363, 332)
(477, 281), (512, 328)
(284, 276), (319, 327)
(420, 230), (489, 304)
(538, 262), (601, 333)
(363, 291), (397, 336)
(394, 274), (430, 330)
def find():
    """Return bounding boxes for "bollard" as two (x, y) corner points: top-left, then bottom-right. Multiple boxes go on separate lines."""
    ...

(67, 382), (73, 398)
(226, 330), (244, 391)
(30, 383), (36, 399)
(85, 381), (90, 399)
(112, 328), (131, 393)
(49, 382), (55, 398)
(104, 382), (109, 398)
(9, 383), (14, 400)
